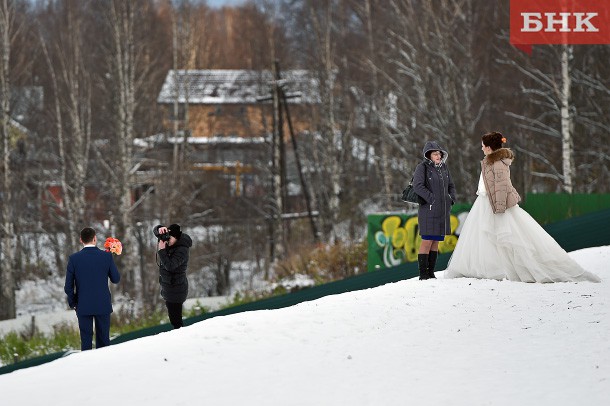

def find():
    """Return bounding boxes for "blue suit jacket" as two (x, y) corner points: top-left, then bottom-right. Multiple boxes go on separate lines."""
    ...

(64, 247), (121, 316)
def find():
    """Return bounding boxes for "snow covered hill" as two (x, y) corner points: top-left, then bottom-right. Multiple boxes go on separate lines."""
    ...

(0, 246), (608, 406)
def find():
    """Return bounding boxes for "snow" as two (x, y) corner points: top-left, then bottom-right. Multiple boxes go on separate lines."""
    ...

(0, 246), (608, 406)
(15, 276), (68, 315)
(0, 297), (230, 337)
(157, 69), (320, 105)
(133, 133), (266, 148)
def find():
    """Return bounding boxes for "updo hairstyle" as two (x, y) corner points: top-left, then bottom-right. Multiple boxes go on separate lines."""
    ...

(481, 132), (505, 151)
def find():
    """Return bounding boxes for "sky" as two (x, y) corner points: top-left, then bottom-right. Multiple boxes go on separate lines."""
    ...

(0, 246), (608, 405)
(207, 0), (248, 8)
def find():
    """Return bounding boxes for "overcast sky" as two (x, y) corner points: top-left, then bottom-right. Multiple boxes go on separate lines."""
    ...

(207, 0), (248, 7)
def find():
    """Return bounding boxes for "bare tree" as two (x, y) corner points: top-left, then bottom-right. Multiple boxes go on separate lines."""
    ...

(0, 0), (17, 320)
(385, 0), (491, 199)
(168, 1), (197, 219)
(571, 46), (610, 193)
(38, 0), (92, 258)
(293, 0), (345, 241)
(359, 0), (393, 210)
(500, 45), (579, 193)
(559, 45), (574, 193)
(105, 0), (142, 307)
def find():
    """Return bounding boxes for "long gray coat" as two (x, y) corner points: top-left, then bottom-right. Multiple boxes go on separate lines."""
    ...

(412, 141), (457, 236)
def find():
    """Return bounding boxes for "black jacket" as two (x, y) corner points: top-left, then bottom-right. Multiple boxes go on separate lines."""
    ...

(156, 227), (192, 303)
(413, 141), (456, 236)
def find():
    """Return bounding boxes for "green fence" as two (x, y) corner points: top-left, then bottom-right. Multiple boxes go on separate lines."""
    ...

(367, 203), (472, 271)
(367, 194), (610, 271)
(0, 352), (67, 376)
(541, 208), (610, 252)
(2, 208), (609, 376)
(522, 193), (610, 225)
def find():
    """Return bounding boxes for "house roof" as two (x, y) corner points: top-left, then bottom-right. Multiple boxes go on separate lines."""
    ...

(157, 69), (320, 105)
(134, 133), (266, 149)
(10, 118), (29, 134)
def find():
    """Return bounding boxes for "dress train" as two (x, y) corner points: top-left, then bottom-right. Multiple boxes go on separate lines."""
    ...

(444, 177), (600, 283)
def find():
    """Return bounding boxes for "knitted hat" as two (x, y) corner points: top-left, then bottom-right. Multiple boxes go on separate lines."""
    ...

(168, 224), (182, 239)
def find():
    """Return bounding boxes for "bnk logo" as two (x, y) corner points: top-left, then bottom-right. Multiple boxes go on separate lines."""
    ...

(521, 12), (598, 32)
(511, 0), (610, 46)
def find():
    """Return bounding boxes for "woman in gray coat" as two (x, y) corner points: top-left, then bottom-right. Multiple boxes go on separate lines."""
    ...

(412, 140), (456, 280)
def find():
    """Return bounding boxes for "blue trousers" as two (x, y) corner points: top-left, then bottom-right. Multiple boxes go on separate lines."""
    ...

(77, 313), (111, 350)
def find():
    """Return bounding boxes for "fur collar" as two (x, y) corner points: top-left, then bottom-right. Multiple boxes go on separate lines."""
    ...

(484, 148), (514, 164)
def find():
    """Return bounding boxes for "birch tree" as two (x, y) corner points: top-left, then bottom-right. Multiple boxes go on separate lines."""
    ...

(385, 0), (491, 199)
(0, 0), (16, 320)
(356, 0), (393, 210)
(571, 45), (610, 193)
(501, 45), (578, 193)
(38, 0), (92, 258)
(316, 1), (342, 239)
(559, 45), (574, 193)
(105, 0), (142, 307)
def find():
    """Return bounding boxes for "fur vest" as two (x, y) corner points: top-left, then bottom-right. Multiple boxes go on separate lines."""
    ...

(481, 148), (521, 213)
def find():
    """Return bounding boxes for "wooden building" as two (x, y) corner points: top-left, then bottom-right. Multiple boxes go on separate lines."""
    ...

(132, 69), (321, 221)
(156, 69), (318, 138)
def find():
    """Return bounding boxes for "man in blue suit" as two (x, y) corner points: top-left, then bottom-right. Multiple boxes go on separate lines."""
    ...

(64, 227), (121, 350)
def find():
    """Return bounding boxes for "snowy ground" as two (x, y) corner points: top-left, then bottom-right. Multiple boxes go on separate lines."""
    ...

(0, 296), (231, 337)
(0, 246), (608, 405)
(1, 257), (270, 337)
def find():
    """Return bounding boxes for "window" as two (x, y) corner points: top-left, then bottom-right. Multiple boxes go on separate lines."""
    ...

(168, 105), (186, 121)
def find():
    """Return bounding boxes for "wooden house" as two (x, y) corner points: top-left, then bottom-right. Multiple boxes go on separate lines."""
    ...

(156, 69), (318, 138)
(131, 69), (321, 221)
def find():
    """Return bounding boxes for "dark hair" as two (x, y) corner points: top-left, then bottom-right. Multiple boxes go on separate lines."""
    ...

(168, 223), (182, 239)
(80, 227), (96, 244)
(425, 150), (443, 160)
(481, 132), (505, 151)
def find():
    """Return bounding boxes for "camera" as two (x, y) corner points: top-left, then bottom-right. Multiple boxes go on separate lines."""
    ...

(153, 226), (171, 242)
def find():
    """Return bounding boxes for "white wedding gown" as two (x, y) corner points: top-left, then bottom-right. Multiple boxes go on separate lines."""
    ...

(444, 174), (601, 283)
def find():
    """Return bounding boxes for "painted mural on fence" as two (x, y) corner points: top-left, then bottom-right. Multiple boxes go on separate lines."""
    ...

(367, 206), (471, 272)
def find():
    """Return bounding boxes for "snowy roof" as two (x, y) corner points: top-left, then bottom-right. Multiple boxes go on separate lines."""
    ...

(134, 133), (266, 148)
(9, 118), (29, 134)
(157, 69), (320, 105)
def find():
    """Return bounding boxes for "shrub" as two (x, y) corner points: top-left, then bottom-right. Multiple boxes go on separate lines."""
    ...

(273, 239), (368, 284)
(184, 300), (211, 318)
(0, 326), (80, 366)
(0, 305), (206, 366)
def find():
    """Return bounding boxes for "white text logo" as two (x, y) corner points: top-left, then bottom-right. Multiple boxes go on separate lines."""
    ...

(521, 12), (599, 33)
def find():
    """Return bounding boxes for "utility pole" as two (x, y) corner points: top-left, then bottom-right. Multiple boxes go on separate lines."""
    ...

(259, 61), (321, 261)
(280, 87), (320, 243)
(270, 60), (285, 260)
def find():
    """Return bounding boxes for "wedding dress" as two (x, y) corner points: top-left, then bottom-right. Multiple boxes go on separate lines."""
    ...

(444, 173), (600, 283)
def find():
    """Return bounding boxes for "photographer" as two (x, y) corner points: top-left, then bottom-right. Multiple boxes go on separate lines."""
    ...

(153, 223), (192, 329)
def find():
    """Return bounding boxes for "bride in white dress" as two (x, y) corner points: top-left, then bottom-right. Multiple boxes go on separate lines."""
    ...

(444, 132), (600, 283)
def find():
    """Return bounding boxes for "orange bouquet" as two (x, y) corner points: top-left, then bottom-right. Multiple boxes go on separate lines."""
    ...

(104, 237), (123, 255)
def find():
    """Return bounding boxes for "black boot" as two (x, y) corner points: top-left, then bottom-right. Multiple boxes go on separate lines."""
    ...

(428, 250), (438, 279)
(418, 254), (429, 280)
